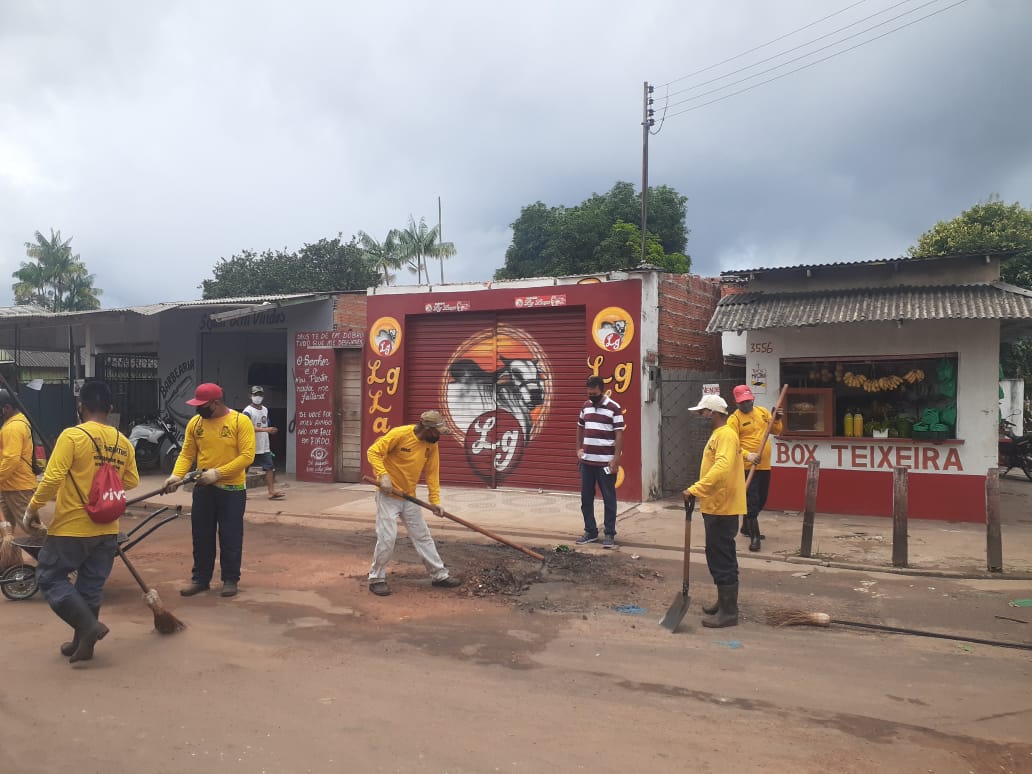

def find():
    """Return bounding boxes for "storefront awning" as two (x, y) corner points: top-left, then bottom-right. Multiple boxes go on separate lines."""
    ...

(707, 282), (1032, 333)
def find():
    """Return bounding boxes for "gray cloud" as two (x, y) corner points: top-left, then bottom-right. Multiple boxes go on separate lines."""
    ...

(1, 0), (1029, 307)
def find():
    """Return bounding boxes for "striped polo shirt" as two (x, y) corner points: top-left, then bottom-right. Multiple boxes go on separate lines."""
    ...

(578, 395), (625, 466)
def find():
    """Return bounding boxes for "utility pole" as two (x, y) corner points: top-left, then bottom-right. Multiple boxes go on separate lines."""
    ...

(640, 81), (654, 265)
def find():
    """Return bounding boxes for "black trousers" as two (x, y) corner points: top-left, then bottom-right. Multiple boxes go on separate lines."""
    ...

(702, 513), (739, 586)
(745, 469), (771, 519)
(190, 486), (246, 584)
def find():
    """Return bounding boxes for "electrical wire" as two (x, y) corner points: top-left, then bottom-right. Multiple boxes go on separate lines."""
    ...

(664, 0), (921, 101)
(661, 0), (946, 112)
(662, 0), (970, 119)
(657, 0), (872, 89)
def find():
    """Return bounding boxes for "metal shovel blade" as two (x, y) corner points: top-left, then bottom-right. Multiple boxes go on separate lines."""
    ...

(659, 495), (694, 633)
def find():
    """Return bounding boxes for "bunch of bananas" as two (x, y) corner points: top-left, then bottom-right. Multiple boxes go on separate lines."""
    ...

(863, 375), (903, 392)
(902, 368), (925, 383)
(842, 371), (866, 388)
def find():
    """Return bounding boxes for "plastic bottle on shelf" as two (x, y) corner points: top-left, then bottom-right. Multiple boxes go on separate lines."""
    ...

(852, 409), (864, 438)
(844, 409), (854, 437)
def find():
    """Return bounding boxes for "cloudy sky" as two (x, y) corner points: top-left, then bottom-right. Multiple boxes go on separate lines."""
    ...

(1, 0), (1029, 307)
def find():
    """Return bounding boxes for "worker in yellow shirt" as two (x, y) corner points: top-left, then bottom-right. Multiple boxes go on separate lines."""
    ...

(26, 381), (139, 663)
(0, 390), (45, 537)
(684, 393), (746, 628)
(165, 383), (255, 598)
(727, 385), (784, 553)
(366, 410), (461, 597)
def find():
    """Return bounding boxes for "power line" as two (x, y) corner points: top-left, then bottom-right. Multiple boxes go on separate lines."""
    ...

(657, 0), (871, 89)
(661, 0), (970, 119)
(664, 0), (921, 101)
(662, 0), (947, 113)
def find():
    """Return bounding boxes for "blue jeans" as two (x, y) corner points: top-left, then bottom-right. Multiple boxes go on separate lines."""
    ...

(580, 462), (617, 537)
(37, 534), (118, 608)
(190, 486), (246, 584)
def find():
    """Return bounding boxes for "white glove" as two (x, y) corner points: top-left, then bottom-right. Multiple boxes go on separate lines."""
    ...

(21, 507), (45, 536)
(198, 468), (221, 486)
(745, 452), (760, 464)
(163, 474), (183, 493)
(378, 474), (393, 495)
(431, 503), (444, 517)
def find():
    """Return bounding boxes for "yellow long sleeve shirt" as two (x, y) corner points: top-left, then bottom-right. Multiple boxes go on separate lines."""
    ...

(172, 411), (256, 487)
(727, 406), (783, 470)
(0, 413), (38, 491)
(687, 424), (746, 516)
(29, 421), (140, 537)
(367, 425), (441, 505)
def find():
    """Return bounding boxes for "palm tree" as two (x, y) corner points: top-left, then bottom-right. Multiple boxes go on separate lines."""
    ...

(357, 229), (403, 286)
(397, 216), (456, 284)
(12, 229), (103, 311)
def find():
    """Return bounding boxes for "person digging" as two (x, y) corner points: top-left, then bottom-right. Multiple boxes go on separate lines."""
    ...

(684, 393), (746, 628)
(365, 410), (462, 597)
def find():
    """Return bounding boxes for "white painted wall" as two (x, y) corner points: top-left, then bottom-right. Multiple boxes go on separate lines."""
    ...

(1000, 378), (1025, 435)
(637, 272), (662, 500)
(746, 319), (1000, 475)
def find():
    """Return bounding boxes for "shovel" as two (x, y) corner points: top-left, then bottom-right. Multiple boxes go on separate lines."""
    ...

(659, 494), (695, 632)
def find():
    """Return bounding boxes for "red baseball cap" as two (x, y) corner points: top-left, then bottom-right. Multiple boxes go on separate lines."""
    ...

(186, 382), (223, 405)
(733, 385), (755, 403)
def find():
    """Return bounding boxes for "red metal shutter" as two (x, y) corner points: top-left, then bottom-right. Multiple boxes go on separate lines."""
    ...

(405, 308), (586, 491)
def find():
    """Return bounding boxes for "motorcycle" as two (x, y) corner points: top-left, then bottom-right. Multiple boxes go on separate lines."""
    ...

(998, 420), (1032, 482)
(129, 414), (183, 474)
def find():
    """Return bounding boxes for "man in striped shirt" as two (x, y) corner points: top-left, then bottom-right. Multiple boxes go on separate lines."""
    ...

(575, 376), (624, 549)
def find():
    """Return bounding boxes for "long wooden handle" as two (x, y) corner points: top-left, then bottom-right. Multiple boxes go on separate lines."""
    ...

(116, 545), (152, 594)
(744, 384), (790, 489)
(363, 476), (545, 561)
(125, 470), (202, 507)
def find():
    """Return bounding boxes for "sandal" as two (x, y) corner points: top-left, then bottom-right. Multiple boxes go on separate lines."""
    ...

(268, 492), (286, 500)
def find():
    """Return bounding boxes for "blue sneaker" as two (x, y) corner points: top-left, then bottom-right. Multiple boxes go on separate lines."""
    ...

(602, 536), (616, 549)
(575, 533), (599, 545)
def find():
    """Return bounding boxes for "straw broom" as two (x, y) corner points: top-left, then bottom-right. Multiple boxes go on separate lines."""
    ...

(116, 546), (185, 634)
(766, 608), (831, 627)
(0, 520), (23, 570)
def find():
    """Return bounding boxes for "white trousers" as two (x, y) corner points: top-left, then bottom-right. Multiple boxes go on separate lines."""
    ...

(368, 493), (449, 581)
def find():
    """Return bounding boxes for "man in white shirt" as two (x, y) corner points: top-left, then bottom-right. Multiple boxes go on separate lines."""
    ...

(242, 386), (284, 500)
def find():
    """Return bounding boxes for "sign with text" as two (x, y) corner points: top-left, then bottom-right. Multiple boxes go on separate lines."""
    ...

(293, 329), (361, 482)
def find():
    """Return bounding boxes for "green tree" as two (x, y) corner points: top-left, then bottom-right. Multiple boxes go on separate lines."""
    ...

(357, 229), (403, 286)
(13, 229), (103, 311)
(495, 182), (691, 279)
(397, 216), (456, 284)
(201, 235), (381, 298)
(909, 196), (1032, 380)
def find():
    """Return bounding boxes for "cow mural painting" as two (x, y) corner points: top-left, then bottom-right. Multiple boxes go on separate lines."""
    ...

(362, 279), (643, 498)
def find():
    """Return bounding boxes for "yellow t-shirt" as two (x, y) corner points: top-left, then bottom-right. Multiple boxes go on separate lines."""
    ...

(367, 425), (441, 505)
(727, 406), (783, 470)
(28, 421), (140, 537)
(172, 410), (256, 487)
(687, 424), (746, 516)
(0, 412), (39, 491)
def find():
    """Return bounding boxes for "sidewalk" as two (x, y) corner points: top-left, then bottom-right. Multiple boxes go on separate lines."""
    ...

(134, 472), (1032, 580)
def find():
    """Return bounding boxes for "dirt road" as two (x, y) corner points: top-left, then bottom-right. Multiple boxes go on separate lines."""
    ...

(2, 514), (1030, 774)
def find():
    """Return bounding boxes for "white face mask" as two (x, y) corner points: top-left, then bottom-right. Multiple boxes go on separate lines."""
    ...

(252, 396), (264, 405)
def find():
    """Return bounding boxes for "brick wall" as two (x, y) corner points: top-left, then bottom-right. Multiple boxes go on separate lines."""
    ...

(332, 292), (367, 330)
(657, 275), (722, 371)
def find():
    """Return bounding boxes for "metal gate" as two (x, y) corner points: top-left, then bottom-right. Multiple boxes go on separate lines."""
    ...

(96, 353), (159, 431)
(405, 308), (586, 491)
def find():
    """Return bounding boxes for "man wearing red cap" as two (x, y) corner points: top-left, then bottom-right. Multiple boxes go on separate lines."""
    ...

(165, 383), (256, 598)
(727, 385), (783, 552)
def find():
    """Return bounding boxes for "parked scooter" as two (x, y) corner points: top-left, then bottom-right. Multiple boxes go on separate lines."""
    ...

(998, 420), (1032, 482)
(129, 414), (183, 473)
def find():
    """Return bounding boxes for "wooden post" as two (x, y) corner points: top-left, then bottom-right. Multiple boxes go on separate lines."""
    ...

(986, 467), (1002, 573)
(800, 458), (820, 558)
(892, 467), (908, 568)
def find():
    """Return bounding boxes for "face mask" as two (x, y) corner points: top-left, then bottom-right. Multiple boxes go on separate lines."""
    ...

(425, 430), (440, 444)
(589, 394), (603, 406)
(196, 405), (215, 419)
(252, 396), (264, 405)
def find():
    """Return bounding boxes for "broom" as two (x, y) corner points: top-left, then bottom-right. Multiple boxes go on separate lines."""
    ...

(116, 546), (185, 634)
(0, 520), (23, 570)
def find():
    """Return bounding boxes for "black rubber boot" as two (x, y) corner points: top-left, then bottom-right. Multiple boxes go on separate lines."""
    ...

(749, 518), (762, 552)
(702, 594), (719, 616)
(60, 606), (100, 657)
(52, 596), (109, 663)
(701, 583), (739, 628)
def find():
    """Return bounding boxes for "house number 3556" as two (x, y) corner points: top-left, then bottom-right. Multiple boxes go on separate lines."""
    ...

(749, 341), (773, 354)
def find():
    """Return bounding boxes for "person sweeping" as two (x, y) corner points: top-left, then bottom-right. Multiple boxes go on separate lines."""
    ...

(684, 393), (746, 628)
(26, 380), (139, 663)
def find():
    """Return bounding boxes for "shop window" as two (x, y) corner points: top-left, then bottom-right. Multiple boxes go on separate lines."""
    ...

(779, 355), (958, 439)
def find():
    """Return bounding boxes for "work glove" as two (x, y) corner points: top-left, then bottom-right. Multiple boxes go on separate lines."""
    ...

(20, 506), (46, 537)
(430, 503), (444, 517)
(197, 468), (221, 486)
(745, 452), (760, 465)
(163, 474), (184, 493)
(378, 474), (393, 495)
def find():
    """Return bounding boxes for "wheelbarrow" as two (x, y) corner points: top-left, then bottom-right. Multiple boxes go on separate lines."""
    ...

(0, 505), (183, 601)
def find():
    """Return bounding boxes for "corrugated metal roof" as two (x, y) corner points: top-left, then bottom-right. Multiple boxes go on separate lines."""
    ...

(0, 293), (327, 323)
(0, 349), (69, 368)
(719, 250), (1021, 278)
(706, 282), (1032, 332)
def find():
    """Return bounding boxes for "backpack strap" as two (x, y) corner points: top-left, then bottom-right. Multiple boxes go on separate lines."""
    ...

(13, 418), (38, 473)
